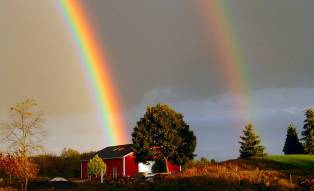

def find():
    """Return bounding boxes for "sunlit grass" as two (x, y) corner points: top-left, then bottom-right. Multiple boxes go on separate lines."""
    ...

(265, 155), (314, 169)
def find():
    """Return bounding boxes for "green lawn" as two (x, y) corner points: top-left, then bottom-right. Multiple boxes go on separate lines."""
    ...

(265, 154), (314, 169)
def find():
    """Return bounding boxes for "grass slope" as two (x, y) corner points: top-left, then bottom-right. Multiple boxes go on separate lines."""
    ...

(265, 155), (314, 169)
(227, 154), (314, 179)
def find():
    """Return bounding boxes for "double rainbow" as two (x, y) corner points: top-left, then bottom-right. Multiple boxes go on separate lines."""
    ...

(56, 0), (252, 145)
(197, 0), (252, 124)
(56, 0), (128, 145)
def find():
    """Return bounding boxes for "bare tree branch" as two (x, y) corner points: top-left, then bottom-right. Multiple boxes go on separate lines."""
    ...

(0, 99), (46, 157)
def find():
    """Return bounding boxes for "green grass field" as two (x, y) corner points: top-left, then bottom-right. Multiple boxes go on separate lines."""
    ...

(265, 155), (314, 169)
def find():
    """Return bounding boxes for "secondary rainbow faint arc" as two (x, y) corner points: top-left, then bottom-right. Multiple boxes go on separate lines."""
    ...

(198, 0), (252, 123)
(56, 0), (128, 145)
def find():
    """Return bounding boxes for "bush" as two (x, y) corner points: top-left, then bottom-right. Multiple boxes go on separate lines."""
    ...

(179, 162), (298, 191)
(32, 151), (96, 178)
(183, 157), (212, 169)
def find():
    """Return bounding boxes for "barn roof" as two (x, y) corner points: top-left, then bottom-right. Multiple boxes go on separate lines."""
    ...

(95, 144), (133, 159)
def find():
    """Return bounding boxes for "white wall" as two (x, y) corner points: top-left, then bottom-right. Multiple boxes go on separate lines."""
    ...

(138, 161), (154, 173)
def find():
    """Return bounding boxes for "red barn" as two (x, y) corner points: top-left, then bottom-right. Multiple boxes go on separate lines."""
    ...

(81, 144), (181, 178)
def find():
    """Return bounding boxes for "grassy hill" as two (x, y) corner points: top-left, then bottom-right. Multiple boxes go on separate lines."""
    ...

(146, 155), (314, 191)
(227, 154), (314, 168)
(226, 154), (314, 179)
(68, 156), (313, 191)
(2, 155), (313, 191)
(265, 155), (314, 169)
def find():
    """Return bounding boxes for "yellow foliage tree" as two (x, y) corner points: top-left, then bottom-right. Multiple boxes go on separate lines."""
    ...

(87, 154), (106, 179)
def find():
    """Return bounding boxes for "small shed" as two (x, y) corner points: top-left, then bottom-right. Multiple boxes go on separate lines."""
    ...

(81, 144), (181, 178)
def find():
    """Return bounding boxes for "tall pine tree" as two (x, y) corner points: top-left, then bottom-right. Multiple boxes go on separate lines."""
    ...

(301, 109), (314, 154)
(283, 124), (304, 154)
(239, 124), (266, 158)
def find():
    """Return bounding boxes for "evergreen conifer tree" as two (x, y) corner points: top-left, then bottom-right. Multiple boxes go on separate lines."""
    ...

(301, 109), (314, 154)
(239, 124), (266, 158)
(283, 124), (304, 154)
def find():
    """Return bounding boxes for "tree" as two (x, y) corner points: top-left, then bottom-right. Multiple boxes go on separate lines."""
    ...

(132, 103), (196, 172)
(199, 157), (210, 165)
(59, 148), (81, 178)
(0, 99), (44, 191)
(283, 124), (304, 154)
(239, 124), (266, 158)
(0, 153), (17, 183)
(87, 155), (106, 178)
(1, 99), (45, 157)
(151, 159), (167, 173)
(301, 108), (314, 154)
(0, 153), (38, 190)
(61, 148), (80, 158)
(14, 156), (39, 191)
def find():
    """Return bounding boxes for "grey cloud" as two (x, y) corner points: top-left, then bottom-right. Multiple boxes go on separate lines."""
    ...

(126, 87), (313, 159)
(0, 0), (313, 158)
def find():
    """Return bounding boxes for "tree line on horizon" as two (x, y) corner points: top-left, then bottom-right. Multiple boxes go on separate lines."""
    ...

(0, 99), (313, 186)
(239, 108), (314, 158)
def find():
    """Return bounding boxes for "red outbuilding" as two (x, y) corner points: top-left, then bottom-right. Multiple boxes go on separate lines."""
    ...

(81, 144), (181, 178)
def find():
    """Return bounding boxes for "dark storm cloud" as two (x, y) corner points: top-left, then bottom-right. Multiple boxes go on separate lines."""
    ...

(125, 87), (313, 160)
(82, 0), (222, 107)
(83, 0), (314, 108)
(0, 0), (313, 159)
(228, 0), (314, 89)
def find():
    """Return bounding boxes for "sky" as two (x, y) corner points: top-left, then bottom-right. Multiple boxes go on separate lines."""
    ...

(0, 0), (314, 160)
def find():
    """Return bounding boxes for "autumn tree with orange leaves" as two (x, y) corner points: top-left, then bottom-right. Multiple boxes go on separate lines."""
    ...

(0, 153), (38, 190)
(0, 99), (44, 191)
(0, 153), (17, 183)
(15, 156), (39, 191)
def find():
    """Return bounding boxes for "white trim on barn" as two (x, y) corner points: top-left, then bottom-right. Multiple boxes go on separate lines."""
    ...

(122, 152), (134, 158)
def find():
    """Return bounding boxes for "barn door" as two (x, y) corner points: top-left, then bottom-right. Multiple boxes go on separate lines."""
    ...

(113, 167), (117, 179)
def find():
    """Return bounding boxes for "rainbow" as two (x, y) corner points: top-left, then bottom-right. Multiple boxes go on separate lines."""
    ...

(197, 0), (252, 124)
(55, 0), (128, 145)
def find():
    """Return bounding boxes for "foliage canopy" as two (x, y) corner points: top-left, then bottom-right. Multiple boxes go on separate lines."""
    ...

(1, 99), (45, 156)
(87, 154), (106, 177)
(61, 148), (80, 158)
(0, 99), (44, 191)
(132, 103), (196, 172)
